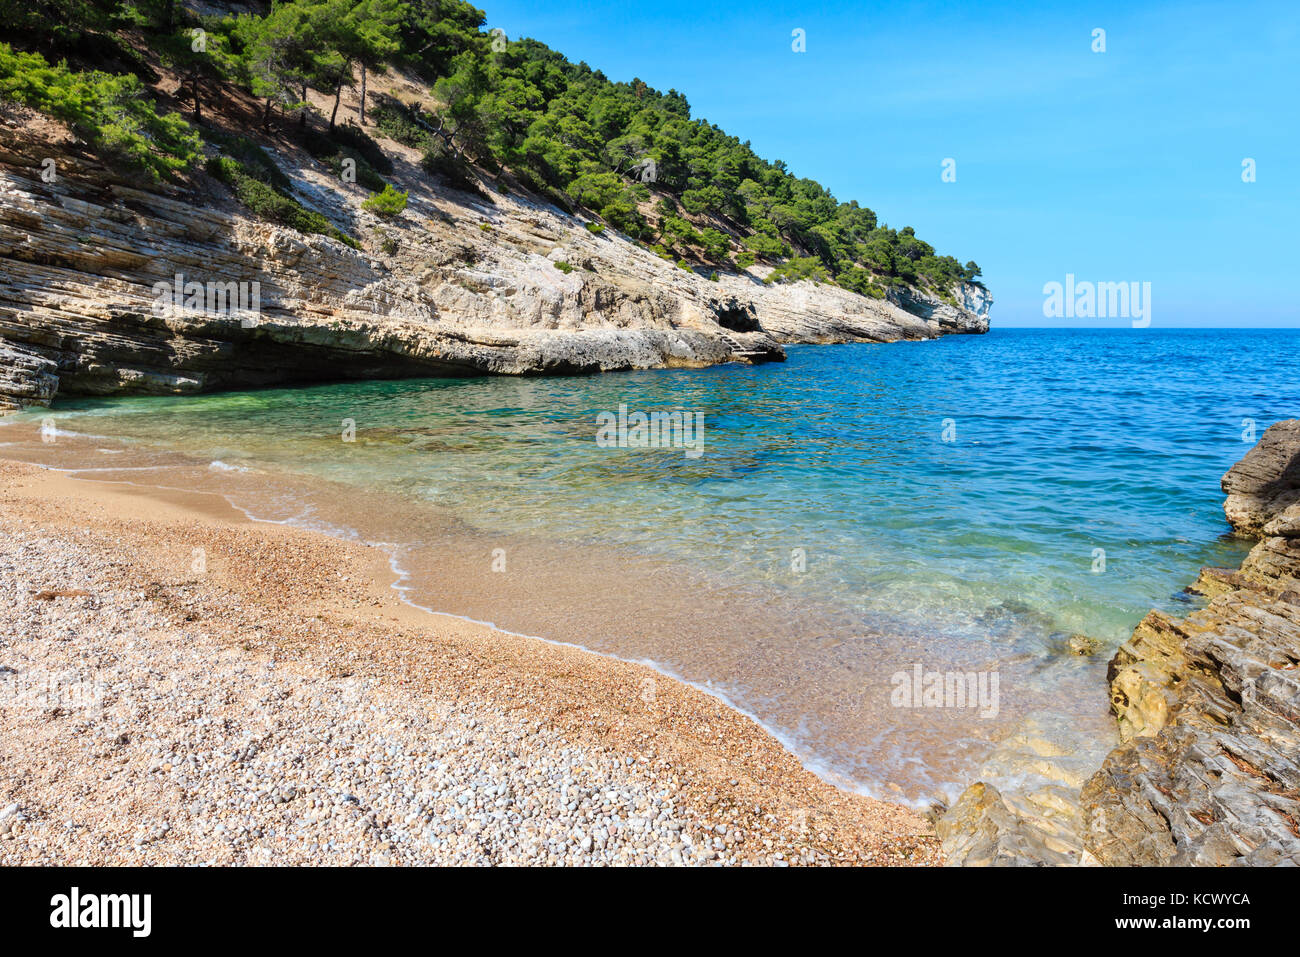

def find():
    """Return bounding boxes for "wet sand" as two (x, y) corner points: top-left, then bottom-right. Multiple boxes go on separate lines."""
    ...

(0, 460), (938, 865)
(0, 418), (1117, 806)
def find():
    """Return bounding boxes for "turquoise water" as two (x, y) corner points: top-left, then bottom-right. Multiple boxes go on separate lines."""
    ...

(8, 328), (1293, 802)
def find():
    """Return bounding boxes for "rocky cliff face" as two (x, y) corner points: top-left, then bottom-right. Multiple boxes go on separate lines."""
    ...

(0, 104), (991, 411)
(939, 421), (1300, 866)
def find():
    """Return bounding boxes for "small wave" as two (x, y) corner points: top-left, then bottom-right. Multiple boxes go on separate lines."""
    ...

(30, 424), (115, 441)
(209, 460), (249, 473)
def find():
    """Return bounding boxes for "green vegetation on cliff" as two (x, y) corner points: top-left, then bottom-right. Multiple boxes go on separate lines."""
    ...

(203, 132), (361, 247)
(0, 41), (200, 181)
(0, 0), (981, 294)
(361, 181), (408, 217)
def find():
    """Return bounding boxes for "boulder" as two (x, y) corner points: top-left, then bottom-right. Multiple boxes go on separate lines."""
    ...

(1222, 420), (1300, 534)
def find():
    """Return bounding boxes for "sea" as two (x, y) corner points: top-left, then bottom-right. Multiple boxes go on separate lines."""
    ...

(5, 327), (1294, 805)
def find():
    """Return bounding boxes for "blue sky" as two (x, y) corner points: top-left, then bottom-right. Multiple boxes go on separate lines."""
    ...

(480, 0), (1299, 327)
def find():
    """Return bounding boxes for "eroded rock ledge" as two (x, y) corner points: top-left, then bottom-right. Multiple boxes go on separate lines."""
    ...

(940, 420), (1300, 866)
(0, 106), (991, 411)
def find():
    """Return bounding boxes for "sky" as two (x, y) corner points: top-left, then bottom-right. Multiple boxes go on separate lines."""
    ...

(478, 0), (1299, 327)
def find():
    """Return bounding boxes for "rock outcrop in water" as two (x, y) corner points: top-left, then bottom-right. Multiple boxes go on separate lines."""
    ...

(940, 420), (1300, 866)
(935, 714), (1104, 866)
(0, 104), (991, 411)
(1222, 420), (1300, 535)
(1081, 421), (1300, 866)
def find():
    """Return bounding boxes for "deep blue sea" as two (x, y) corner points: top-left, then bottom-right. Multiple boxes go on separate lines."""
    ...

(8, 328), (1296, 802)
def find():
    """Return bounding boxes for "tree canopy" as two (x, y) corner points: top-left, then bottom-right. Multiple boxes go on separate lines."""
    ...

(0, 0), (981, 294)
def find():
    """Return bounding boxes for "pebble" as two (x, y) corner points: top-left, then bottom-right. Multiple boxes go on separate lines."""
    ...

(0, 464), (939, 868)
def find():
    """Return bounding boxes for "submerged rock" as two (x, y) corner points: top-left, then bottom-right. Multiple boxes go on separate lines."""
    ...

(936, 712), (1105, 866)
(1066, 633), (1102, 656)
(941, 419), (1300, 866)
(937, 781), (1097, 867)
(1081, 419), (1300, 866)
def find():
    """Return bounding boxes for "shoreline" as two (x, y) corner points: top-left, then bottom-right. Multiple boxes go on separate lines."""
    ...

(937, 419), (1300, 866)
(0, 459), (938, 865)
(5, 409), (1083, 810)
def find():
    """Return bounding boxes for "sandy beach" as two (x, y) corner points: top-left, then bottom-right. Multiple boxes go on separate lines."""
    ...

(0, 460), (937, 866)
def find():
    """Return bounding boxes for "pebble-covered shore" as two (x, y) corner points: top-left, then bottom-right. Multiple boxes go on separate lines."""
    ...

(0, 461), (938, 866)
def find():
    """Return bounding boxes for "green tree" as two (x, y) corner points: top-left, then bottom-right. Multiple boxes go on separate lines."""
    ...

(698, 226), (731, 262)
(0, 0), (110, 50)
(398, 0), (485, 80)
(158, 22), (240, 122)
(235, 2), (341, 127)
(430, 49), (489, 156)
(316, 0), (406, 130)
(0, 42), (200, 180)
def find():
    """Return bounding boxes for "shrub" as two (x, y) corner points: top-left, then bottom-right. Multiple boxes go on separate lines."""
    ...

(370, 100), (436, 153)
(659, 214), (702, 251)
(553, 261), (573, 274)
(299, 126), (388, 191)
(362, 183), (408, 218)
(0, 43), (200, 182)
(565, 170), (644, 234)
(325, 123), (392, 174)
(419, 141), (484, 196)
(742, 231), (789, 259)
(369, 100), (487, 197)
(680, 186), (724, 215)
(585, 222), (604, 234)
(206, 155), (359, 248)
(698, 227), (731, 262)
(332, 153), (388, 191)
(202, 129), (291, 190)
(764, 256), (829, 285)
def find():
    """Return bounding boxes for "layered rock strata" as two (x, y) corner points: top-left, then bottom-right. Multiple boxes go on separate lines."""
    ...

(0, 104), (991, 410)
(1082, 421), (1300, 866)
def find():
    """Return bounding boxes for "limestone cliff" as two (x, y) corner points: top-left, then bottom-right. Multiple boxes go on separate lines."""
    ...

(0, 103), (991, 411)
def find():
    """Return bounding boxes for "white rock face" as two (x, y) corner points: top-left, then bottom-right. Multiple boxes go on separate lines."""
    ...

(0, 107), (991, 408)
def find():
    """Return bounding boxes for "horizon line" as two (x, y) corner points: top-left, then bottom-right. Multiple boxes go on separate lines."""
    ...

(988, 325), (1300, 330)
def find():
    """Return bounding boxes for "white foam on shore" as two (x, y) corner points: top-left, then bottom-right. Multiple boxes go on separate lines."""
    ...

(38, 425), (114, 441)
